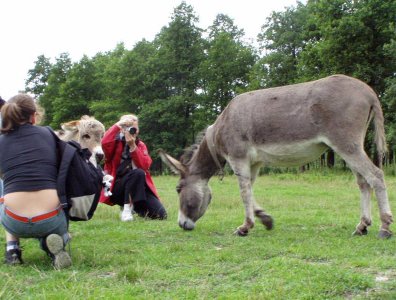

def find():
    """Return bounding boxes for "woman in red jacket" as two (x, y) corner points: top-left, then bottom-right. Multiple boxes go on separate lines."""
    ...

(99, 114), (167, 221)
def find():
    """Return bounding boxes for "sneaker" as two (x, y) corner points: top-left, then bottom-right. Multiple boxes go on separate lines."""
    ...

(45, 234), (72, 269)
(5, 248), (23, 265)
(121, 209), (133, 222)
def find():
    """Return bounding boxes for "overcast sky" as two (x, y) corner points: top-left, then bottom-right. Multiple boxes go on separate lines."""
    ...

(1, 0), (301, 100)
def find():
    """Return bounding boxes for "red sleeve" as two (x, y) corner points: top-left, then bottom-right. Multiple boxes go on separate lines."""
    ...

(102, 125), (120, 159)
(130, 141), (152, 171)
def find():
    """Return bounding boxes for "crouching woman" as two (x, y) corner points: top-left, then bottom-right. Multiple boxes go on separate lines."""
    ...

(0, 94), (71, 269)
(99, 114), (167, 221)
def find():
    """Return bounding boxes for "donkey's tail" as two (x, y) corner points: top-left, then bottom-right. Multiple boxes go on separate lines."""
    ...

(371, 99), (387, 168)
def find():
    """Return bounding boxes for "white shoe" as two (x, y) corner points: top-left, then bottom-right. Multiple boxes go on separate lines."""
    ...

(121, 210), (133, 222)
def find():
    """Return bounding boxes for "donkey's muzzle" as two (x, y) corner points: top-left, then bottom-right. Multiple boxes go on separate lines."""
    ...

(178, 211), (196, 230)
(179, 221), (195, 230)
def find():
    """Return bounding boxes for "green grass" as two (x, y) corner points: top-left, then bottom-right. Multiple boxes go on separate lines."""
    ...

(1, 172), (396, 299)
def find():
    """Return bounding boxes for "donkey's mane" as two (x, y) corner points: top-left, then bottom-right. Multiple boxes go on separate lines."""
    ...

(180, 128), (207, 165)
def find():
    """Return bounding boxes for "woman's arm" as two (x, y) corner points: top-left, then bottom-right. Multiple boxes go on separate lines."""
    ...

(101, 125), (120, 159)
(130, 141), (152, 171)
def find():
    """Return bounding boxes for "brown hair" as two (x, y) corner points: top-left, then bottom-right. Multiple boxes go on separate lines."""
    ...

(0, 94), (37, 134)
(0, 96), (5, 108)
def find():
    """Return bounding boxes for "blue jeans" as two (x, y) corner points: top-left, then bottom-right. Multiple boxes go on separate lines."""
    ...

(0, 203), (69, 245)
(0, 179), (3, 198)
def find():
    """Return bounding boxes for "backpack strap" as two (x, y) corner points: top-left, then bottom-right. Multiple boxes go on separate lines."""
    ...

(56, 144), (76, 208)
(46, 127), (76, 208)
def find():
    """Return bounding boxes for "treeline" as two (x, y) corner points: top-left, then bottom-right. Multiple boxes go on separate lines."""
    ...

(25, 0), (396, 171)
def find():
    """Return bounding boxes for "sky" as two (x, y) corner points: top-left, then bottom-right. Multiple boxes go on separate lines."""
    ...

(1, 0), (301, 100)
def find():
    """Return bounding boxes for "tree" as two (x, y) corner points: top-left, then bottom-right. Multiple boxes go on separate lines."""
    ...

(37, 53), (72, 126)
(299, 0), (396, 92)
(139, 96), (190, 158)
(51, 55), (100, 127)
(25, 55), (52, 98)
(253, 3), (308, 88)
(89, 43), (129, 127)
(118, 40), (159, 110)
(200, 14), (257, 121)
(383, 38), (396, 163)
(152, 1), (205, 151)
(207, 13), (245, 40)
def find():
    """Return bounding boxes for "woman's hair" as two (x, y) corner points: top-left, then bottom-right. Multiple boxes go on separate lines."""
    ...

(0, 96), (5, 108)
(119, 114), (138, 123)
(1, 94), (37, 134)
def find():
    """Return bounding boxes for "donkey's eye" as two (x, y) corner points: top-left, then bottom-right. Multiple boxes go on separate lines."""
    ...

(176, 186), (182, 193)
(82, 134), (91, 139)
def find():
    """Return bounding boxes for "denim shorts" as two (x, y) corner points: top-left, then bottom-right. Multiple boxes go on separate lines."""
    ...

(0, 203), (69, 241)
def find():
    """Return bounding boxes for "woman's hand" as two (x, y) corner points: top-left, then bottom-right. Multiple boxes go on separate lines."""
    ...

(116, 120), (134, 129)
(124, 130), (137, 152)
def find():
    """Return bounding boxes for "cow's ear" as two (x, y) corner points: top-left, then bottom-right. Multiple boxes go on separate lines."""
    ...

(61, 120), (80, 132)
(158, 149), (187, 175)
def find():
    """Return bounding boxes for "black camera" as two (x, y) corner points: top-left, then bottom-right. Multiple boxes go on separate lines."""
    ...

(126, 127), (137, 135)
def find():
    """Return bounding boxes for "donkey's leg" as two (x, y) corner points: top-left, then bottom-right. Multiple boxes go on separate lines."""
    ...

(251, 163), (273, 230)
(352, 171), (373, 236)
(228, 158), (255, 236)
(339, 150), (393, 238)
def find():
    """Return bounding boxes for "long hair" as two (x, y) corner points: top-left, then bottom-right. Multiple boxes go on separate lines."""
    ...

(0, 96), (5, 108)
(0, 94), (37, 134)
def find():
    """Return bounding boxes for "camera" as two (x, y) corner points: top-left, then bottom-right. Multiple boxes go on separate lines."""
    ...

(126, 127), (137, 135)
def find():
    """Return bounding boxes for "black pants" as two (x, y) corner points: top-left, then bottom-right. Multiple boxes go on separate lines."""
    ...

(111, 169), (167, 219)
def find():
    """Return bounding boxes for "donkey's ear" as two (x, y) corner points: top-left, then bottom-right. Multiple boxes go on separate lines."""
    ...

(158, 150), (187, 175)
(61, 120), (79, 132)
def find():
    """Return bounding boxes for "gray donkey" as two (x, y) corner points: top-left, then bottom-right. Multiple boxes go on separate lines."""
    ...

(159, 75), (393, 238)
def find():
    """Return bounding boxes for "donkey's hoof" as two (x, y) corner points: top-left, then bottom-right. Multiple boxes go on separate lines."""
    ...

(262, 215), (274, 230)
(352, 228), (368, 236)
(378, 229), (392, 239)
(234, 228), (249, 237)
(256, 212), (274, 230)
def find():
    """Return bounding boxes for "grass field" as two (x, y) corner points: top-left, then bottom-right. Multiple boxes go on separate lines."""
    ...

(1, 172), (396, 299)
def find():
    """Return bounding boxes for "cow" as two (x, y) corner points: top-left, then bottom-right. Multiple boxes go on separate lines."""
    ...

(159, 75), (393, 239)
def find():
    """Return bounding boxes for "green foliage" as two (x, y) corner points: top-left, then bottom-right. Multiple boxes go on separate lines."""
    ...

(51, 56), (100, 127)
(255, 3), (308, 88)
(25, 55), (52, 97)
(297, 0), (396, 91)
(148, 2), (206, 156)
(36, 53), (72, 126)
(202, 15), (257, 112)
(139, 96), (190, 158)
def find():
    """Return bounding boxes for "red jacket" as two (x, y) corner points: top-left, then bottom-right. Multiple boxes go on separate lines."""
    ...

(99, 125), (160, 206)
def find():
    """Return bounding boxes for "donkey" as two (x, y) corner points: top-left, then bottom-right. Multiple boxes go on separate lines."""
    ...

(159, 75), (393, 238)
(57, 115), (105, 167)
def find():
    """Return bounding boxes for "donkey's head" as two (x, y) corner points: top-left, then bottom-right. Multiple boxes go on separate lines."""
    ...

(159, 149), (212, 230)
(59, 115), (105, 166)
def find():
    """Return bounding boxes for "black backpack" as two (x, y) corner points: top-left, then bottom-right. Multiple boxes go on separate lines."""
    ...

(47, 127), (103, 221)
